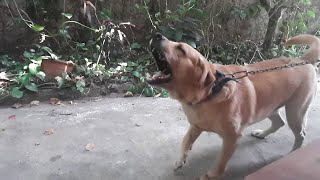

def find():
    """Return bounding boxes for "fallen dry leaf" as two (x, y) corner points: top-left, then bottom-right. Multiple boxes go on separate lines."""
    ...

(30, 100), (40, 106)
(8, 115), (16, 120)
(49, 98), (63, 105)
(68, 101), (77, 105)
(44, 128), (54, 135)
(124, 91), (133, 97)
(134, 123), (141, 127)
(85, 143), (95, 151)
(12, 103), (22, 109)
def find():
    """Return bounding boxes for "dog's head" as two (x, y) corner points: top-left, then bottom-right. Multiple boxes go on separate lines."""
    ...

(147, 33), (219, 104)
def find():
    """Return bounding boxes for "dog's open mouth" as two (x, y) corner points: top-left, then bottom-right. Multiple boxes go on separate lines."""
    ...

(146, 46), (172, 85)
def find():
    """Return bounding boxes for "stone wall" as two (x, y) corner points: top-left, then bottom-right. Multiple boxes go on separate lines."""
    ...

(0, 0), (28, 54)
(0, 0), (318, 55)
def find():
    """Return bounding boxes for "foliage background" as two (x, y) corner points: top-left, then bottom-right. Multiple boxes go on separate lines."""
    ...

(0, 0), (319, 99)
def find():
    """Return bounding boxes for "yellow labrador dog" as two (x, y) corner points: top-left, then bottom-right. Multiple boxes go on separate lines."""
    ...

(147, 33), (319, 179)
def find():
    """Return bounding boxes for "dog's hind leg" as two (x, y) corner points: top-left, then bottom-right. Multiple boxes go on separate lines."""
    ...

(174, 125), (202, 171)
(285, 106), (309, 152)
(285, 100), (313, 152)
(286, 74), (316, 152)
(251, 110), (285, 139)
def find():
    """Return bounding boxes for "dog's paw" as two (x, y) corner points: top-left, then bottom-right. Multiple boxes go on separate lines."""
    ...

(199, 173), (219, 180)
(173, 159), (186, 171)
(251, 129), (266, 139)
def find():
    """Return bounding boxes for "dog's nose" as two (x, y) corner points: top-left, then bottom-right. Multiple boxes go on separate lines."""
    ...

(154, 33), (166, 41)
(150, 33), (167, 49)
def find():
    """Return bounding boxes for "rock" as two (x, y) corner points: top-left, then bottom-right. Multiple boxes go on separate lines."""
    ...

(44, 128), (54, 135)
(124, 91), (133, 97)
(12, 103), (22, 109)
(49, 98), (63, 106)
(85, 143), (95, 151)
(30, 100), (40, 106)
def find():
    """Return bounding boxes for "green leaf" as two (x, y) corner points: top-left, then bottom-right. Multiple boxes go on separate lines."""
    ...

(308, 10), (315, 18)
(23, 51), (34, 59)
(11, 87), (23, 98)
(245, 5), (260, 18)
(132, 71), (141, 78)
(305, 0), (312, 5)
(170, 14), (180, 22)
(62, 13), (73, 19)
(121, 76), (129, 81)
(36, 71), (46, 80)
(34, 56), (43, 63)
(160, 90), (169, 97)
(127, 61), (137, 67)
(25, 83), (38, 92)
(296, 21), (307, 33)
(178, 6), (187, 16)
(175, 31), (184, 41)
(155, 12), (161, 19)
(62, 72), (71, 80)
(19, 74), (31, 85)
(41, 46), (58, 59)
(55, 76), (64, 88)
(99, 8), (112, 20)
(239, 10), (247, 19)
(130, 43), (142, 49)
(31, 24), (45, 32)
(144, 86), (155, 97)
(129, 85), (140, 95)
(59, 28), (71, 39)
(125, 67), (134, 72)
(41, 46), (53, 54)
(76, 79), (86, 93)
(186, 40), (197, 48)
(76, 43), (86, 48)
(140, 76), (145, 83)
(29, 63), (40, 75)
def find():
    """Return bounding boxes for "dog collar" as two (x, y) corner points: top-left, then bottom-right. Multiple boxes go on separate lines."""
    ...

(211, 70), (237, 95)
(193, 70), (237, 105)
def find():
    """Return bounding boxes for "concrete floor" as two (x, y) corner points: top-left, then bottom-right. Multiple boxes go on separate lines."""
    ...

(0, 86), (319, 180)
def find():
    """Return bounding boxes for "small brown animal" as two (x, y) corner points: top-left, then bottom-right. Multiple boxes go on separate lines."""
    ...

(147, 33), (319, 179)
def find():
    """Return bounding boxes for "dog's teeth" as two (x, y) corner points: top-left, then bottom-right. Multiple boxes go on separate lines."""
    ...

(146, 73), (151, 78)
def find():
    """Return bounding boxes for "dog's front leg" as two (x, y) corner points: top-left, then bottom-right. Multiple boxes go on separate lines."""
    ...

(200, 135), (239, 180)
(174, 125), (202, 171)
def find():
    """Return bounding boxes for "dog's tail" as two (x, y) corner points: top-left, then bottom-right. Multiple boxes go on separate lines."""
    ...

(285, 34), (320, 62)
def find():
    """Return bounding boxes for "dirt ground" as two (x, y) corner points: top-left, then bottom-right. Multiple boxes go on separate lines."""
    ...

(0, 83), (319, 180)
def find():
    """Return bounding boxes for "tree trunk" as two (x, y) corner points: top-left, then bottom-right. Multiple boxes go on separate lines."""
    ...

(262, 8), (283, 50)
(260, 0), (286, 50)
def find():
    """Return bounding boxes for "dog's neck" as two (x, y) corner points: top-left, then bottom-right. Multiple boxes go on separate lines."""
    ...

(191, 70), (237, 105)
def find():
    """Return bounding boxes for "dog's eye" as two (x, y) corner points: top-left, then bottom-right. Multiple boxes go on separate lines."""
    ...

(176, 44), (186, 55)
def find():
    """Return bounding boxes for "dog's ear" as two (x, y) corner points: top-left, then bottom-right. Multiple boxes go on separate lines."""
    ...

(198, 59), (215, 88)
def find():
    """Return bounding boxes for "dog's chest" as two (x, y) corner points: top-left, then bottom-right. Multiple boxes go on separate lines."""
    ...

(181, 104), (224, 132)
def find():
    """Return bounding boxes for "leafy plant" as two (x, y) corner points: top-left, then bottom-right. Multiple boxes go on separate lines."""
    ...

(281, 0), (316, 38)
(231, 4), (262, 20)
(0, 46), (51, 98)
(136, 0), (207, 48)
